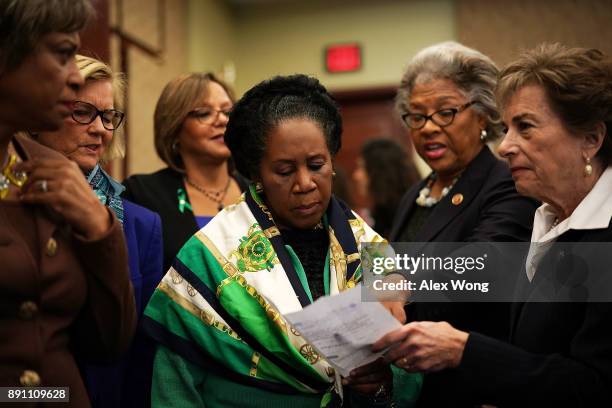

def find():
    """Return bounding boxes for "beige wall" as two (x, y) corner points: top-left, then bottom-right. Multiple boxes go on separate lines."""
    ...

(188, 0), (236, 76)
(111, 0), (189, 176)
(119, 0), (456, 174)
(231, 0), (456, 94)
(457, 0), (612, 67)
(118, 0), (611, 175)
(183, 0), (456, 177)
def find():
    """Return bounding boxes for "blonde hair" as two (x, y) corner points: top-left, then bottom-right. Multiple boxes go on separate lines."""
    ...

(76, 54), (126, 163)
(154, 72), (234, 172)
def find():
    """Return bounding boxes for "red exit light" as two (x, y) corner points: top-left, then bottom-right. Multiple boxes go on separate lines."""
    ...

(325, 43), (362, 73)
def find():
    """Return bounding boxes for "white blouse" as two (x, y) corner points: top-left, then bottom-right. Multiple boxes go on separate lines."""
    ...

(526, 166), (612, 281)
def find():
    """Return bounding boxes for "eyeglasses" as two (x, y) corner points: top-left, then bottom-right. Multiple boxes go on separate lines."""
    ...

(71, 100), (125, 130)
(402, 101), (476, 130)
(188, 107), (232, 124)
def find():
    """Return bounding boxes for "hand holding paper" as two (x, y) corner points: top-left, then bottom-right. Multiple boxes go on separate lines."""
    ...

(284, 286), (402, 377)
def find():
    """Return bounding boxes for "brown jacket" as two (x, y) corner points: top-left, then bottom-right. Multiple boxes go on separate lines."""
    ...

(0, 135), (136, 407)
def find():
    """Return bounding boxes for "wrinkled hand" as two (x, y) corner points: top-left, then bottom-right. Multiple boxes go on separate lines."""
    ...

(373, 321), (469, 373)
(17, 158), (111, 240)
(342, 357), (392, 395)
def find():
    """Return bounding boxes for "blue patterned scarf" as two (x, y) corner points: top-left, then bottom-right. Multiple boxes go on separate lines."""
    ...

(87, 164), (125, 225)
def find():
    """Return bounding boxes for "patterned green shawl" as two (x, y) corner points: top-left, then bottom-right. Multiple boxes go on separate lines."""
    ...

(142, 185), (386, 402)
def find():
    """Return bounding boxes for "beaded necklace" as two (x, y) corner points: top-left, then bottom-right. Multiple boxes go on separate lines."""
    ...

(184, 176), (231, 211)
(415, 173), (459, 207)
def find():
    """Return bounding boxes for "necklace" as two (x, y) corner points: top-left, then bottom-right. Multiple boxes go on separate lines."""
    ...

(184, 176), (231, 211)
(415, 173), (459, 207)
(0, 153), (28, 200)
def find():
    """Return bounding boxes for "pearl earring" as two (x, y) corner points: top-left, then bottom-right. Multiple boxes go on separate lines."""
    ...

(480, 129), (488, 141)
(585, 157), (593, 177)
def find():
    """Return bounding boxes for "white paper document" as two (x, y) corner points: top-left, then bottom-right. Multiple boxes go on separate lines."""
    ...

(284, 287), (401, 377)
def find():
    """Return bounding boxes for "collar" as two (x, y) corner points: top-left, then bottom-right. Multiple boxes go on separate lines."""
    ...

(245, 184), (359, 307)
(87, 164), (125, 196)
(531, 166), (612, 243)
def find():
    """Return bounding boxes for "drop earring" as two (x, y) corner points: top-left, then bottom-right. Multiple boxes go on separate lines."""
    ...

(584, 156), (593, 177)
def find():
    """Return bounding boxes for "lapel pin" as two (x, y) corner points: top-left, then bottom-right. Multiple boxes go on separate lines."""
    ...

(452, 193), (464, 206)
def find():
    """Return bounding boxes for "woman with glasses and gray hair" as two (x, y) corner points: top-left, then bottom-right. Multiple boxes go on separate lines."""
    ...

(376, 42), (612, 408)
(34, 54), (163, 408)
(123, 73), (248, 272)
(383, 41), (538, 406)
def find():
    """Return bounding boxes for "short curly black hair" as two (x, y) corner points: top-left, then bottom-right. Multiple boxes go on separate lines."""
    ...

(225, 74), (342, 180)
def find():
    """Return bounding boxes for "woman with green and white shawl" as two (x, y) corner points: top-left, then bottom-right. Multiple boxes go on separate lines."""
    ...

(142, 74), (421, 407)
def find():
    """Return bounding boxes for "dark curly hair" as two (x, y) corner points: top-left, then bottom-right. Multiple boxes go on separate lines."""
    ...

(224, 74), (342, 180)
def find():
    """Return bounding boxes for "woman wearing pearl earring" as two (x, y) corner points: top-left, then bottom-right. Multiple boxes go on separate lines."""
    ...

(378, 43), (612, 408)
(385, 42), (538, 406)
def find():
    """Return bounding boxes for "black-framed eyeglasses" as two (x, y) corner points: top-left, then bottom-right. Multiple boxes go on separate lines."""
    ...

(188, 107), (232, 124)
(401, 101), (476, 130)
(71, 100), (125, 131)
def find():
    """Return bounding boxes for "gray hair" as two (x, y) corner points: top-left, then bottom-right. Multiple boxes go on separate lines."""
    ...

(396, 41), (503, 141)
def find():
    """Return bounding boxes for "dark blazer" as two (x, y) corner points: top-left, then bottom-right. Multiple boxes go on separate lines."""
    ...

(390, 147), (538, 334)
(122, 167), (248, 272)
(390, 147), (537, 244)
(456, 224), (612, 407)
(0, 135), (136, 408)
(83, 199), (163, 408)
(389, 147), (538, 407)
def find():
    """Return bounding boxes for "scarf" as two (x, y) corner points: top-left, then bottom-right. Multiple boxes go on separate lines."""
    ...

(142, 185), (386, 404)
(87, 164), (125, 224)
